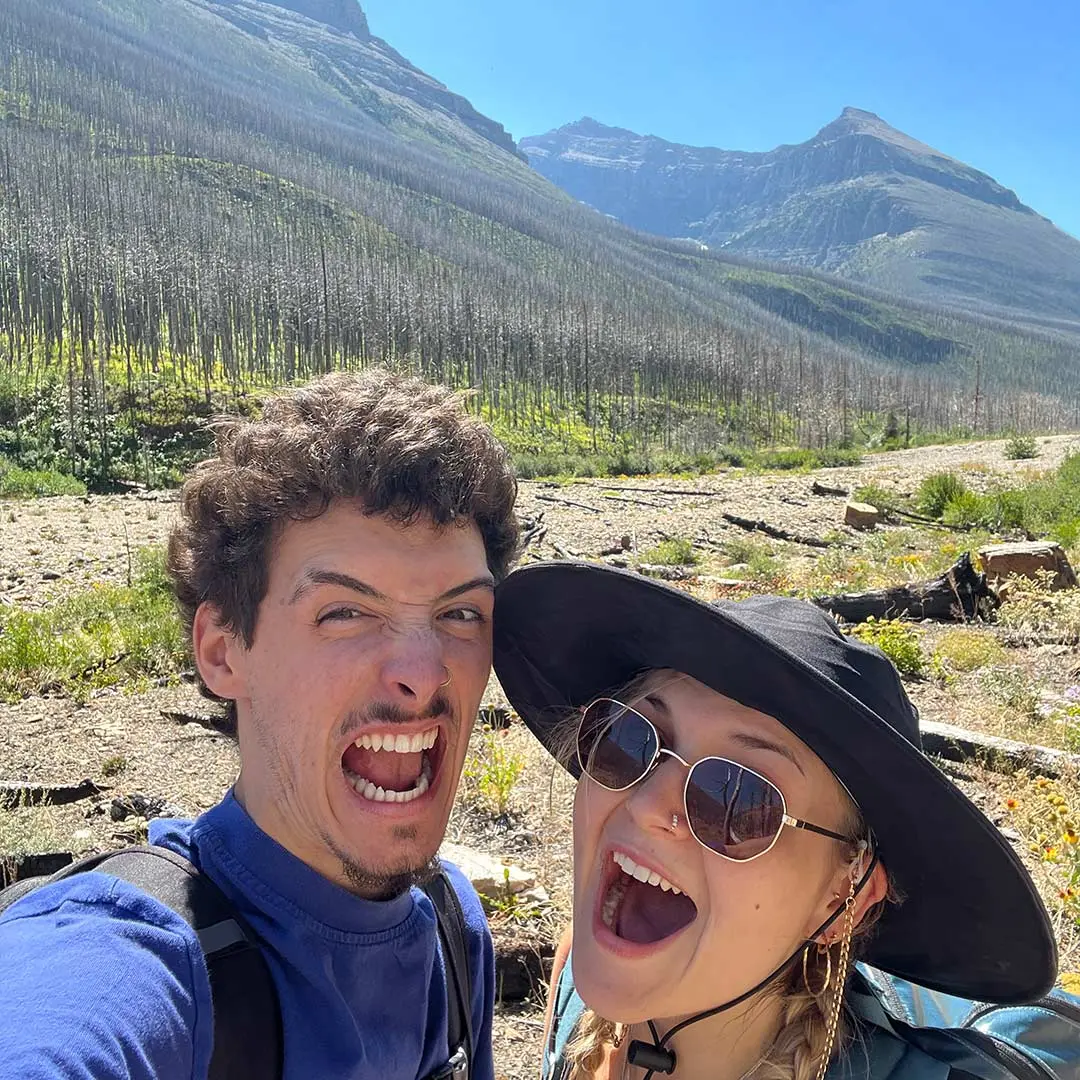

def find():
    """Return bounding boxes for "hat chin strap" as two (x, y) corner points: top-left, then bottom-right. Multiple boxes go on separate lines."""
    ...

(625, 850), (880, 1079)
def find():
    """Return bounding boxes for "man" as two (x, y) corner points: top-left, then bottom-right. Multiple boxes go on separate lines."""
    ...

(0, 371), (520, 1079)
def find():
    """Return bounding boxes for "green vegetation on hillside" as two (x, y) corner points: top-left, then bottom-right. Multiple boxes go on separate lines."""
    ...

(0, 0), (1075, 491)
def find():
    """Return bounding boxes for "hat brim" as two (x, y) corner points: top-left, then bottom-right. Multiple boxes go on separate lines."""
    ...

(493, 562), (1056, 1004)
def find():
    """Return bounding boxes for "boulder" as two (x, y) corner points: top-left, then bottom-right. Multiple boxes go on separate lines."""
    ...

(844, 501), (882, 530)
(978, 541), (1077, 591)
(439, 842), (535, 898)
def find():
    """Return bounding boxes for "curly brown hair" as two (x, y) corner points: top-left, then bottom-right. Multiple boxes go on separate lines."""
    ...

(167, 369), (519, 717)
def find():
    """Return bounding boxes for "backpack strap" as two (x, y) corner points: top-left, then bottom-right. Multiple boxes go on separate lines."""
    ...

(0, 845), (282, 1080)
(423, 868), (474, 1080)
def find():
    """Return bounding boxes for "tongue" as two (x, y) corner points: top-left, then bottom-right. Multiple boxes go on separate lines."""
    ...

(617, 879), (698, 945)
(342, 745), (424, 792)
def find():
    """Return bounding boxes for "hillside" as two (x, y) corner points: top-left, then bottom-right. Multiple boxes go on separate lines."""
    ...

(0, 2), (1078, 487)
(521, 110), (1080, 326)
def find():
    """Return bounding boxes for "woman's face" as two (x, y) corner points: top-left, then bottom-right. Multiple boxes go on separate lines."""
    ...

(571, 671), (859, 1026)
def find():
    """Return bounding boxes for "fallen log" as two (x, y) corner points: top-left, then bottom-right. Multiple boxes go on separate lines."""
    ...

(0, 779), (106, 810)
(581, 482), (718, 497)
(811, 553), (997, 623)
(921, 719), (1080, 779)
(0, 851), (74, 888)
(721, 513), (833, 549)
(600, 492), (667, 508)
(534, 493), (601, 514)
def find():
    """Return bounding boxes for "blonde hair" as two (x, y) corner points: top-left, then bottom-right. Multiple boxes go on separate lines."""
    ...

(558, 671), (891, 1080)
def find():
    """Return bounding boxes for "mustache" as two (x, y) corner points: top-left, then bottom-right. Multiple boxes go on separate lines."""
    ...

(337, 694), (453, 741)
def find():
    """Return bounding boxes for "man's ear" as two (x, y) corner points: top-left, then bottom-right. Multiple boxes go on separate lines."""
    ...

(192, 602), (247, 700)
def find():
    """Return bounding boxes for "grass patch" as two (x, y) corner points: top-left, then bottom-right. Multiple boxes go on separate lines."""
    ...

(979, 666), (1041, 719)
(0, 797), (63, 862)
(641, 537), (698, 566)
(0, 458), (86, 498)
(0, 547), (186, 702)
(931, 629), (1006, 674)
(853, 483), (896, 510)
(847, 617), (925, 677)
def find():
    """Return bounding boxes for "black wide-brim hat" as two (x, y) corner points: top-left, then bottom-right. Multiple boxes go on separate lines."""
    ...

(493, 562), (1056, 1004)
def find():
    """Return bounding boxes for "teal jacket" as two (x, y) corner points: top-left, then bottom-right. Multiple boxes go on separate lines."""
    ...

(546, 956), (1080, 1080)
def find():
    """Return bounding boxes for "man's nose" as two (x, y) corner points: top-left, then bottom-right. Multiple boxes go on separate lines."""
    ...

(377, 631), (448, 706)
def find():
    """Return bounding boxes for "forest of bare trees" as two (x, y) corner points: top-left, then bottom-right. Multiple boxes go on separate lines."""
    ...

(0, 0), (1077, 485)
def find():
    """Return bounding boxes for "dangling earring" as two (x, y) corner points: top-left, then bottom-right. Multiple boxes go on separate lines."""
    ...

(802, 941), (833, 997)
(814, 876), (858, 1080)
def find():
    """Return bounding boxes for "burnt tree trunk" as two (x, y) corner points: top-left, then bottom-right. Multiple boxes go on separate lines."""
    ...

(811, 553), (997, 623)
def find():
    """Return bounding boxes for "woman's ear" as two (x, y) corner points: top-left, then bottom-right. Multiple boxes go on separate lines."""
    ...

(809, 856), (889, 944)
(192, 602), (247, 701)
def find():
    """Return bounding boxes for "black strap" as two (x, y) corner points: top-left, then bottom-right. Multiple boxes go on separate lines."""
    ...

(423, 868), (474, 1080)
(0, 845), (282, 1080)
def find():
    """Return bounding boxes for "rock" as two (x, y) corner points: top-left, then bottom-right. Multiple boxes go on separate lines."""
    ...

(843, 501), (882, 530)
(439, 842), (535, 898)
(978, 541), (1077, 591)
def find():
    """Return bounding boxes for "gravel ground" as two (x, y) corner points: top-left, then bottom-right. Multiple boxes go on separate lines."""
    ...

(1, 431), (1078, 1078)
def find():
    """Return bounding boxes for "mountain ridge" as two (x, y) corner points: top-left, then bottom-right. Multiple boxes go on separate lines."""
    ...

(521, 110), (1080, 322)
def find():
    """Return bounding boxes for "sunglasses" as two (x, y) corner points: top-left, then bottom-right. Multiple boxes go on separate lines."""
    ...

(577, 698), (853, 862)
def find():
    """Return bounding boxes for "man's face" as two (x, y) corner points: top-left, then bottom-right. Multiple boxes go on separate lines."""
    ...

(208, 502), (494, 897)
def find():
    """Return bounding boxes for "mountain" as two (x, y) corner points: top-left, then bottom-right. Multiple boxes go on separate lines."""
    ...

(0, 1), (1077, 486)
(521, 110), (1080, 325)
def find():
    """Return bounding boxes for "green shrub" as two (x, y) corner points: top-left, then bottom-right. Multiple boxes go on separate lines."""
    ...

(847, 617), (925, 677)
(916, 472), (968, 518)
(941, 490), (990, 528)
(642, 537), (698, 566)
(464, 727), (524, 815)
(1003, 434), (1039, 460)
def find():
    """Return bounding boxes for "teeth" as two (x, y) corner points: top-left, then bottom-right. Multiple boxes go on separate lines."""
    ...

(355, 727), (438, 753)
(613, 851), (682, 895)
(348, 756), (433, 805)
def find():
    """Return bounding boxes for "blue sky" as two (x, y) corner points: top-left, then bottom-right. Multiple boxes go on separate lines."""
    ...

(360, 0), (1080, 240)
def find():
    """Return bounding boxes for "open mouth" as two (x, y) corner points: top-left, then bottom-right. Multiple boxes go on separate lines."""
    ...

(599, 850), (698, 946)
(341, 727), (443, 805)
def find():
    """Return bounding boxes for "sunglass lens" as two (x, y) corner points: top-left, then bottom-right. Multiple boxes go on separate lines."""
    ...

(686, 759), (784, 859)
(578, 700), (657, 791)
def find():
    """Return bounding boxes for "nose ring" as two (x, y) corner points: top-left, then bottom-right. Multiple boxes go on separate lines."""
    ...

(670, 813), (679, 833)
(439, 667), (453, 689)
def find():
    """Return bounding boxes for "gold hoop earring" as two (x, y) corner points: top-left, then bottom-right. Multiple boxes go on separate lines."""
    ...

(813, 877), (858, 1080)
(802, 942), (832, 997)
(439, 667), (452, 689)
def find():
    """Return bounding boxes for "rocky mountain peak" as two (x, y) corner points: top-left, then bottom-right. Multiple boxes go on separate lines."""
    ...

(262, 0), (369, 36)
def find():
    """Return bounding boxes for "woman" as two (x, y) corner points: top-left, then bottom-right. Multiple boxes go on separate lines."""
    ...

(492, 562), (1072, 1080)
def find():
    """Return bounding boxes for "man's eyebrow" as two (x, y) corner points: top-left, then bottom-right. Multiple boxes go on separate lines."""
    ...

(288, 570), (494, 605)
(438, 576), (496, 602)
(730, 731), (805, 775)
(289, 570), (387, 605)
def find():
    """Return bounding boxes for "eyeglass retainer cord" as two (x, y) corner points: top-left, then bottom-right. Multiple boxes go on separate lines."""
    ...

(625, 847), (880, 1080)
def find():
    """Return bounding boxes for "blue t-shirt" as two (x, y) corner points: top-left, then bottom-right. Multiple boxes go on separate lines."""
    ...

(0, 790), (495, 1080)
